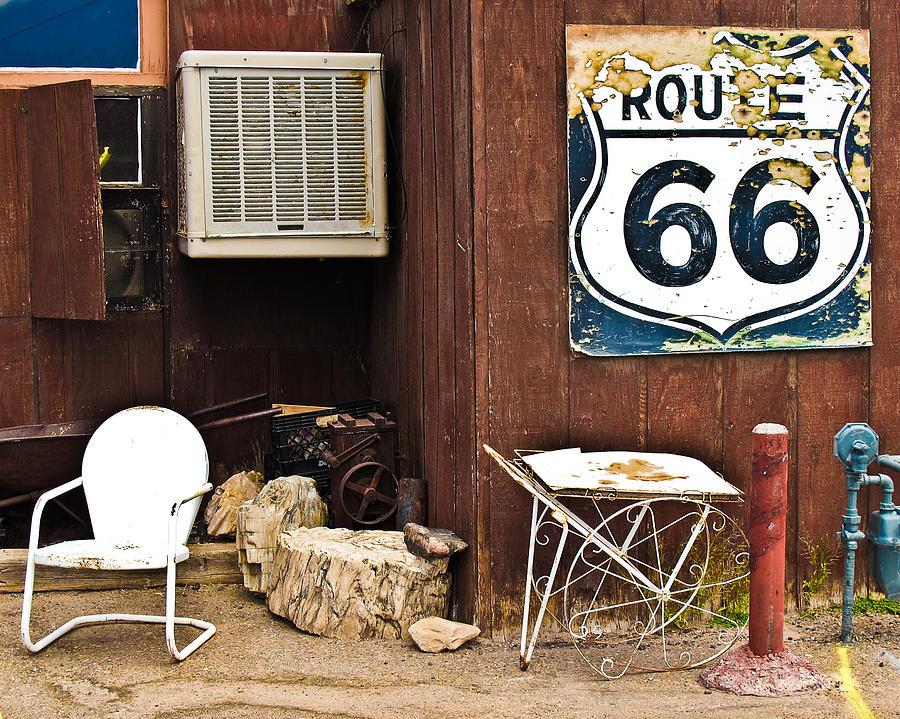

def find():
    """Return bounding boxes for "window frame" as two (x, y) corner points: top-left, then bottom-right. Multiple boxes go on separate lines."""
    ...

(0, 0), (166, 88)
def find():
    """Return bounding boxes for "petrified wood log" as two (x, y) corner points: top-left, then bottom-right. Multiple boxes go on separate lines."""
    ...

(204, 470), (264, 537)
(236, 475), (327, 593)
(266, 527), (451, 640)
(403, 523), (468, 558)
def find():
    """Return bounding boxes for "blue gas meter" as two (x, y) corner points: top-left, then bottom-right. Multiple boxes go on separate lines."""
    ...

(834, 423), (900, 642)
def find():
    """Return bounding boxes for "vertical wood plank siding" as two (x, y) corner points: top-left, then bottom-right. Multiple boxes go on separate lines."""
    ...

(167, 0), (374, 483)
(0, 2), (366, 499)
(0, 91), (30, 321)
(0, 0), (886, 631)
(368, 0), (482, 622)
(372, 0), (886, 633)
(867, 0), (899, 594)
(28, 82), (105, 321)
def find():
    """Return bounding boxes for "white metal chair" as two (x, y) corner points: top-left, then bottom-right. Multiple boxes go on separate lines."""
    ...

(21, 406), (216, 661)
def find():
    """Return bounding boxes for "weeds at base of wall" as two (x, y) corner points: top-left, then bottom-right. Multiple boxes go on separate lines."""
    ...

(799, 533), (841, 616)
(845, 597), (900, 615)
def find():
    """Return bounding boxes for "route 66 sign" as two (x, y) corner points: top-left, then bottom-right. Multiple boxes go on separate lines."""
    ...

(567, 26), (871, 355)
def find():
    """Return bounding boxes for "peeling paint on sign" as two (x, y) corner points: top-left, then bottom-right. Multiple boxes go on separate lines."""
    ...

(568, 26), (872, 356)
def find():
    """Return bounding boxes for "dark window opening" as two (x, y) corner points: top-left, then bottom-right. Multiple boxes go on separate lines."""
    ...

(101, 190), (161, 312)
(94, 88), (165, 312)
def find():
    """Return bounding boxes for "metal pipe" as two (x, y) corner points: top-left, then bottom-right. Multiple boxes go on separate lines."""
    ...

(195, 407), (281, 431)
(0, 418), (100, 444)
(834, 426), (900, 641)
(834, 427), (879, 643)
(187, 393), (268, 420)
(839, 468), (865, 643)
(840, 537), (859, 643)
(0, 490), (43, 510)
(0, 490), (89, 526)
(837, 442), (896, 641)
(749, 423), (789, 656)
(874, 456), (897, 506)
(51, 497), (89, 527)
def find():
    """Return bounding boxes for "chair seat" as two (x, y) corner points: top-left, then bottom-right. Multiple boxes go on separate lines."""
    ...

(33, 540), (190, 570)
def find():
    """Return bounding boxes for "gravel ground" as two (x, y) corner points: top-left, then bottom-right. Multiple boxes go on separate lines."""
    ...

(2, 584), (898, 719)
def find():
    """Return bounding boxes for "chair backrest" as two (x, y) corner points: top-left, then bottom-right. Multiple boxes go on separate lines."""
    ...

(81, 406), (209, 548)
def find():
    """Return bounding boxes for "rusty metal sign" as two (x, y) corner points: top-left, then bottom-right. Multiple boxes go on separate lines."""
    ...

(568, 26), (871, 355)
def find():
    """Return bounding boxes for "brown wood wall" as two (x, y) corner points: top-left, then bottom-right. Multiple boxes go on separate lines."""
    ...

(0, 83), (164, 497)
(369, 0), (480, 621)
(371, 0), (897, 635)
(167, 0), (373, 482)
(0, 1), (374, 504)
(1, 0), (894, 635)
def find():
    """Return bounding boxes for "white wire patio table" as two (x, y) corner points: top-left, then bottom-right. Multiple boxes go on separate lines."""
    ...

(485, 445), (748, 679)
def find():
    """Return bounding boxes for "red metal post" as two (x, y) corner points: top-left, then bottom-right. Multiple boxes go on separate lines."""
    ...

(749, 423), (789, 656)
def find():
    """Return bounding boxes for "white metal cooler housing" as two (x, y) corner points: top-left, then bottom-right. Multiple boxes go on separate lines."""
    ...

(176, 50), (389, 258)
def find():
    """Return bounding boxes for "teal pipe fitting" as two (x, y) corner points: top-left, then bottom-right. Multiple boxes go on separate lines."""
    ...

(875, 456), (897, 506)
(834, 424), (879, 643)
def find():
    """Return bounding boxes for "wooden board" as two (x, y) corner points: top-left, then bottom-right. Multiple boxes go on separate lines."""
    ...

(523, 448), (742, 498)
(448, 0), (479, 625)
(28, 81), (104, 321)
(482, 0), (568, 635)
(0, 543), (241, 593)
(0, 318), (34, 428)
(721, 352), (795, 590)
(789, 0), (870, 604)
(0, 90), (29, 319)
(351, 0), (883, 634)
(797, 352), (868, 601)
(166, 0), (374, 486)
(25, 84), (65, 318)
(169, 0), (357, 69)
(720, 0), (793, 25)
(33, 314), (164, 423)
(466, 0), (878, 634)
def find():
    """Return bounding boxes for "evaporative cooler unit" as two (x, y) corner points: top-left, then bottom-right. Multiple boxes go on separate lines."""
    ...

(176, 50), (388, 258)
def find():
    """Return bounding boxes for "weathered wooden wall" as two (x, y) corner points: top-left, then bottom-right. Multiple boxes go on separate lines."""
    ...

(0, 82), (164, 499)
(371, 0), (896, 635)
(1, 0), (893, 635)
(167, 0), (373, 482)
(0, 1), (374, 508)
(369, 0), (479, 622)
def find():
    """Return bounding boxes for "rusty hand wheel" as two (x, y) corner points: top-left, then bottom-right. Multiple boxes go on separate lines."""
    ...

(338, 461), (399, 525)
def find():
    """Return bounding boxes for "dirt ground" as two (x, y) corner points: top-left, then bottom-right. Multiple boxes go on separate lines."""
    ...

(2, 584), (898, 719)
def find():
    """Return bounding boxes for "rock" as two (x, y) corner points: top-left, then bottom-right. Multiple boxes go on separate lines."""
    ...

(403, 523), (468, 558)
(408, 617), (480, 653)
(204, 470), (264, 537)
(266, 527), (451, 640)
(236, 475), (327, 593)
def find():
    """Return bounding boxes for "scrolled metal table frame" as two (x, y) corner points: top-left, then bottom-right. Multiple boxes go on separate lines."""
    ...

(486, 446), (749, 679)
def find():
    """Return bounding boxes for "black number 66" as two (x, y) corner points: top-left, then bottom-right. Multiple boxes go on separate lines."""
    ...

(623, 159), (820, 287)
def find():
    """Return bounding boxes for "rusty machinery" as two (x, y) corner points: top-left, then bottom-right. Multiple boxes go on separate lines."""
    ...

(323, 413), (398, 528)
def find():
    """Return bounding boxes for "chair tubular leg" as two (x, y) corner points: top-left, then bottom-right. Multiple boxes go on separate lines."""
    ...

(21, 554), (215, 661)
(165, 550), (216, 661)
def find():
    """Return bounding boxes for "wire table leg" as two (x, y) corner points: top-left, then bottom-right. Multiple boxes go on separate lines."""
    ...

(520, 501), (569, 670)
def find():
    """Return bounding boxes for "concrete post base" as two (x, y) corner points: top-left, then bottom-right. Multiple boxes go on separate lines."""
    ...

(699, 643), (828, 696)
